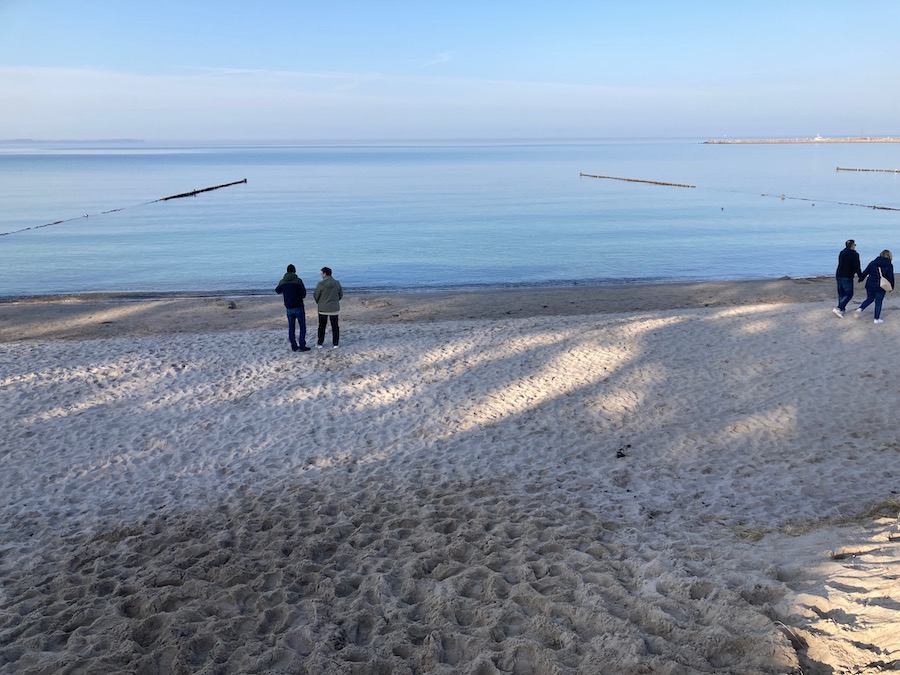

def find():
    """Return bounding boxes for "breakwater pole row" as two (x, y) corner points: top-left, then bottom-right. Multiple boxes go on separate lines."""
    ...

(579, 169), (899, 212)
(159, 179), (248, 201)
(0, 179), (249, 237)
(760, 192), (900, 212)
(579, 173), (696, 188)
(836, 167), (900, 173)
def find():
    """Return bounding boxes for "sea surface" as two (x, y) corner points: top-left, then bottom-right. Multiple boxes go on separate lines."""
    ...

(1, 139), (899, 299)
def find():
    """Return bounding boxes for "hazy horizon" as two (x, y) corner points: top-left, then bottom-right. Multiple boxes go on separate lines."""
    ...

(3, 133), (899, 146)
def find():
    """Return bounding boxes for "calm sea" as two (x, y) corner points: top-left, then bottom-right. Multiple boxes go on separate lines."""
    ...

(1, 139), (899, 299)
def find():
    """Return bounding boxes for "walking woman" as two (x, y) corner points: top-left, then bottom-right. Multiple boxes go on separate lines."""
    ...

(856, 250), (894, 324)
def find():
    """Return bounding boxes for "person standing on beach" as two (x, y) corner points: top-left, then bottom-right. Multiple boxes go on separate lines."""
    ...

(833, 239), (861, 317)
(275, 264), (310, 352)
(314, 266), (343, 348)
(855, 250), (894, 324)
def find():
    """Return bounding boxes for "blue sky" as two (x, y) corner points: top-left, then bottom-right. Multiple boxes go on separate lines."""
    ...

(1, 1), (898, 141)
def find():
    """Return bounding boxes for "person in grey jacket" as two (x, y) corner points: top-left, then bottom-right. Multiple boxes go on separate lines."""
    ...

(314, 266), (343, 348)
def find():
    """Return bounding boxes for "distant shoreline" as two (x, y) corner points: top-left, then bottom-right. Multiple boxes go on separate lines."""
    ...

(703, 137), (900, 144)
(0, 138), (144, 145)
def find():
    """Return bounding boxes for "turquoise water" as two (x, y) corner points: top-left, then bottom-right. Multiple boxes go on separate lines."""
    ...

(1, 139), (899, 298)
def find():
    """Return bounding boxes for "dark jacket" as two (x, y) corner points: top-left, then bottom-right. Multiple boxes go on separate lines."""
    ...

(835, 246), (861, 279)
(859, 256), (894, 292)
(275, 273), (307, 309)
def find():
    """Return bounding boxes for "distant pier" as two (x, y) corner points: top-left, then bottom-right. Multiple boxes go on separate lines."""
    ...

(704, 137), (900, 144)
(836, 166), (900, 173)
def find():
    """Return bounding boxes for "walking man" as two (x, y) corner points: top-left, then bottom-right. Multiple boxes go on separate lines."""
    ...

(833, 239), (861, 317)
(314, 266), (343, 348)
(276, 264), (310, 351)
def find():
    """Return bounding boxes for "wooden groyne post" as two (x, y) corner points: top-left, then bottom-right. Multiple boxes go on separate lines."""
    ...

(159, 179), (248, 201)
(0, 178), (250, 237)
(579, 173), (695, 188)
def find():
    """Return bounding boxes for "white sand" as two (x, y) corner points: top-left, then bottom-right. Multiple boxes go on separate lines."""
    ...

(1, 280), (898, 674)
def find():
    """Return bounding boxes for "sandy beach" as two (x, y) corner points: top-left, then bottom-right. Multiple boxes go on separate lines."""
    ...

(2, 276), (899, 674)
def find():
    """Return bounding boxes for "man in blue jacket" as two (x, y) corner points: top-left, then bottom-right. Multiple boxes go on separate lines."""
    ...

(276, 264), (310, 351)
(856, 250), (894, 324)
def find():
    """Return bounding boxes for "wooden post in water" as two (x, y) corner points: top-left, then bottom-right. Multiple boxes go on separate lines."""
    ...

(159, 179), (248, 201)
(579, 173), (695, 188)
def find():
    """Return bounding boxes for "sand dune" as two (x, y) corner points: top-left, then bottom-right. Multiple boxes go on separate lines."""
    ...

(1, 279), (898, 673)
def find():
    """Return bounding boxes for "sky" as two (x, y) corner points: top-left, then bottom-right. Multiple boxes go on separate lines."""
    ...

(1, 1), (899, 141)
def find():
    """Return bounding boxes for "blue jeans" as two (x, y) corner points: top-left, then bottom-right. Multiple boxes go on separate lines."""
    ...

(858, 288), (886, 319)
(286, 308), (307, 348)
(836, 276), (855, 312)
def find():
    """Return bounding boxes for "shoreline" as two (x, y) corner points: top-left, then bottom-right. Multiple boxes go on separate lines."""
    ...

(0, 273), (821, 304)
(0, 276), (834, 343)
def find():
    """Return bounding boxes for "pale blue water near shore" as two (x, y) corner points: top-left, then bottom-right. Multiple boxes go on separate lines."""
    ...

(1, 139), (899, 299)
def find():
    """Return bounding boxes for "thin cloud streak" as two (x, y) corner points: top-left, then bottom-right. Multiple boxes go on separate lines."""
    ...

(1, 65), (896, 141)
(419, 52), (454, 69)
